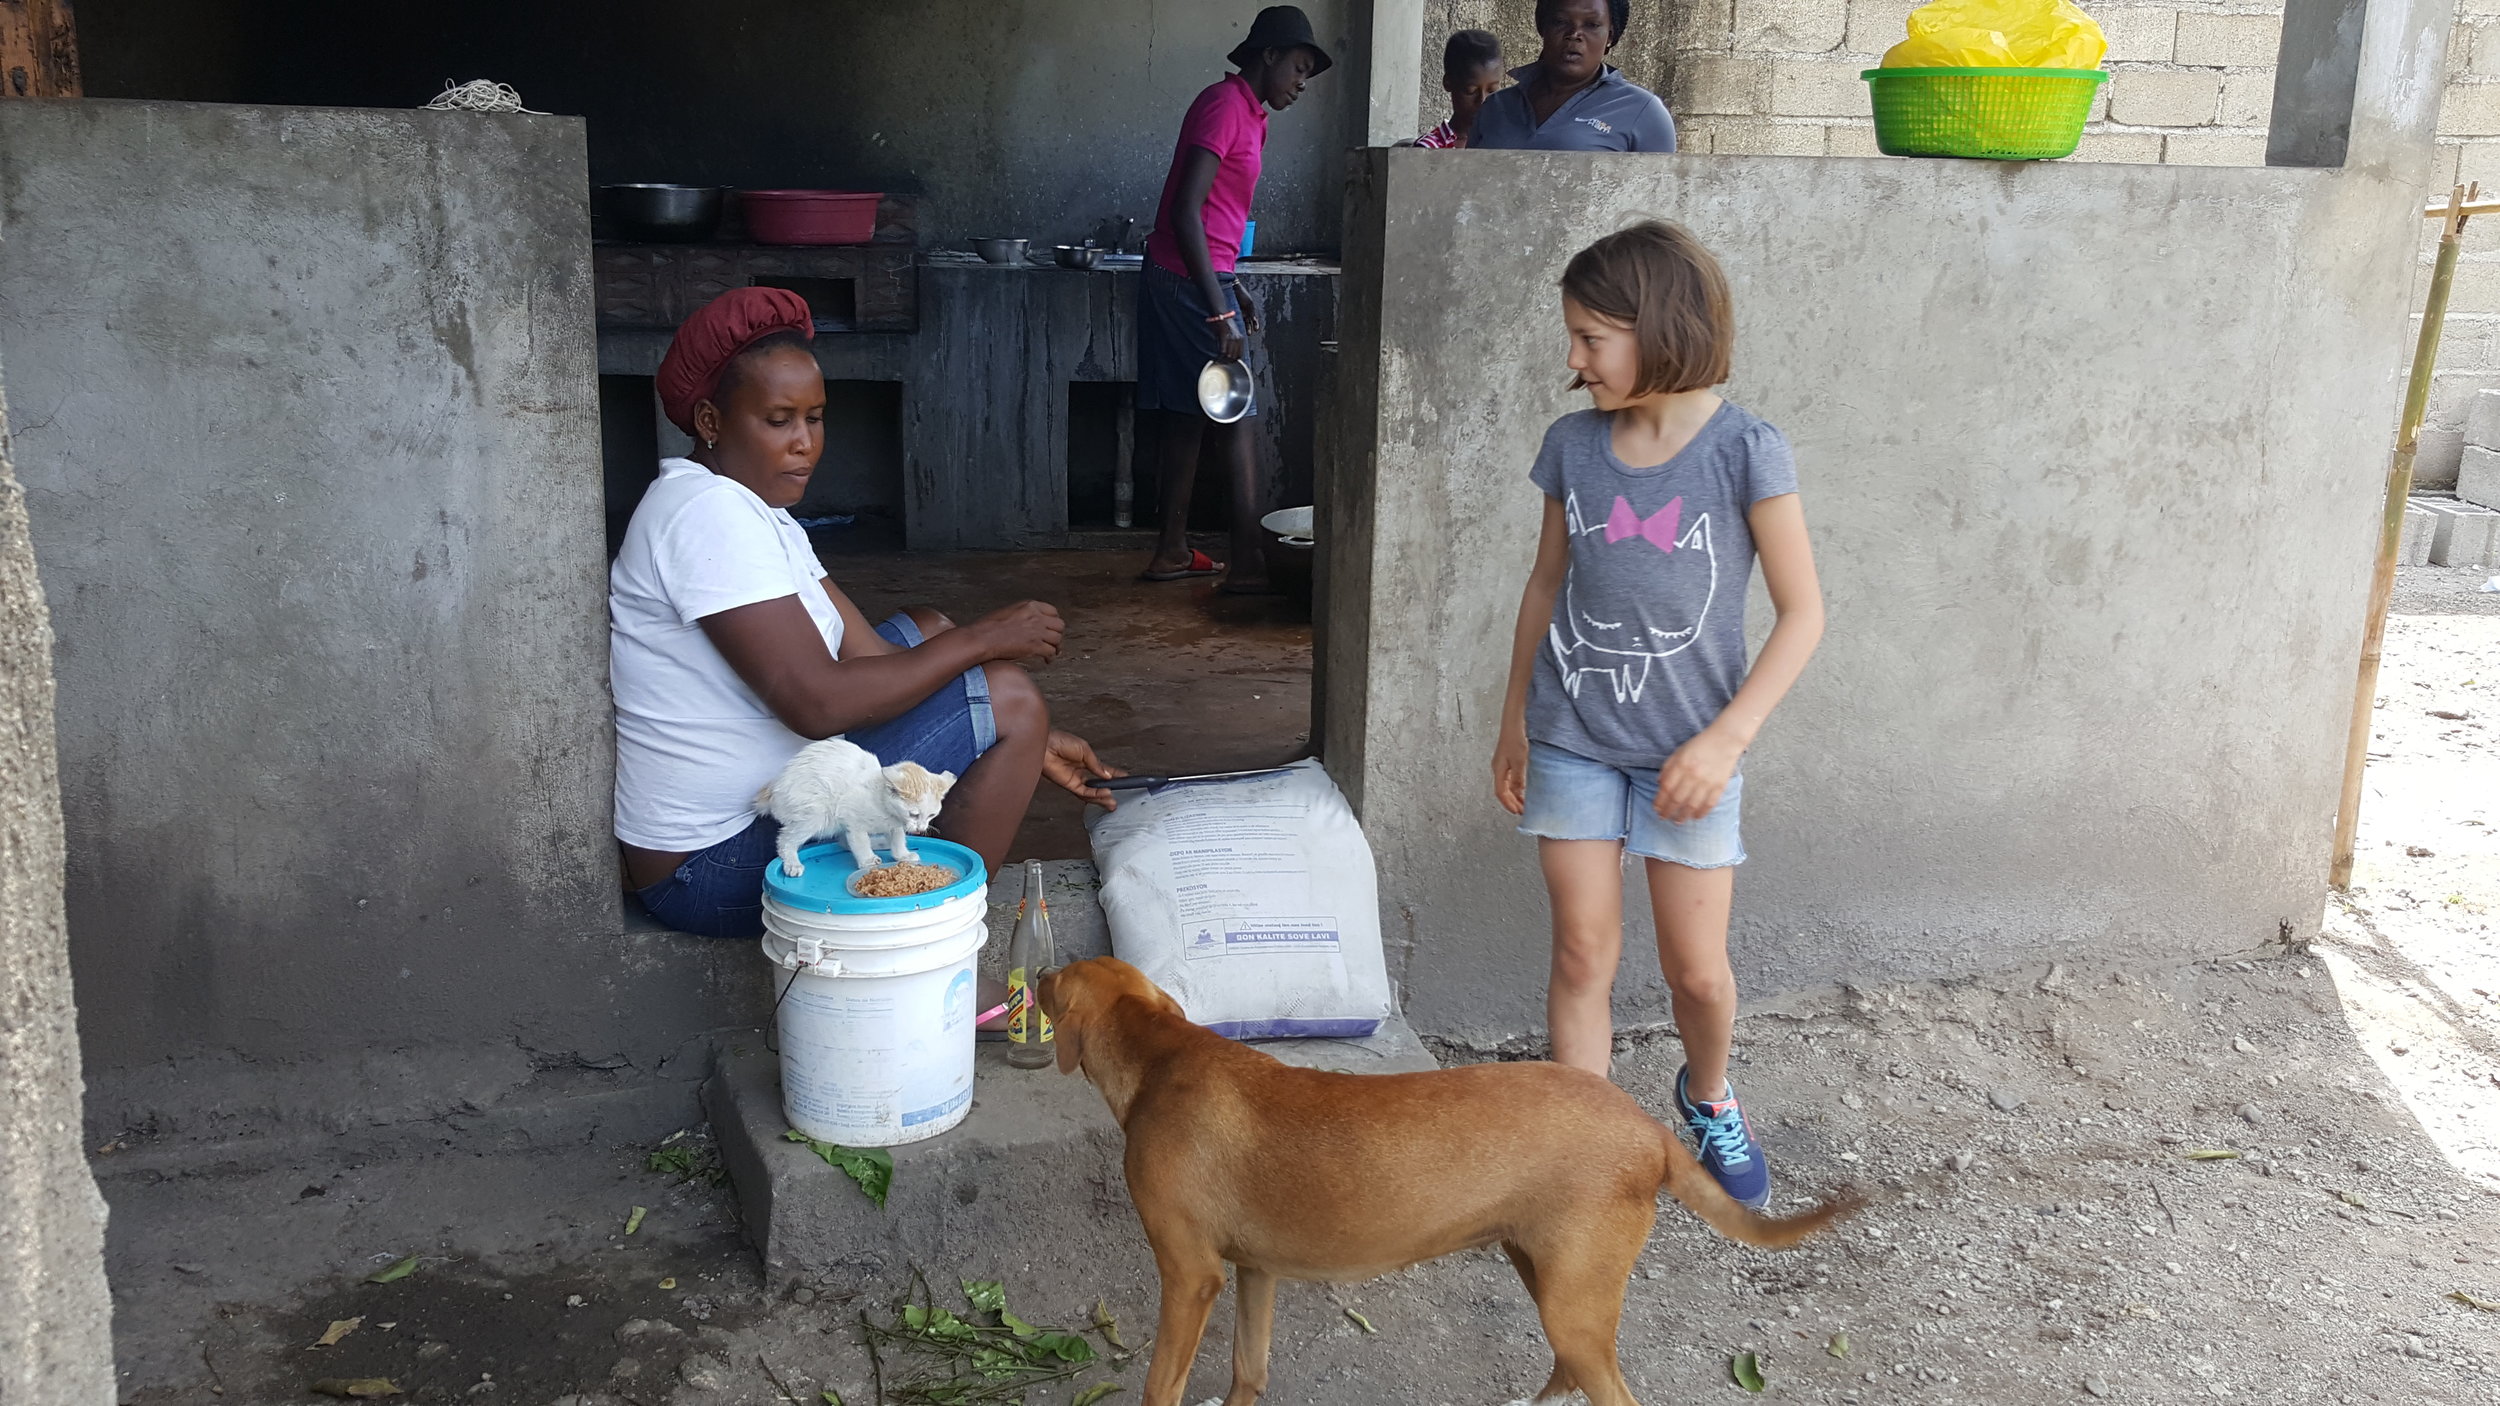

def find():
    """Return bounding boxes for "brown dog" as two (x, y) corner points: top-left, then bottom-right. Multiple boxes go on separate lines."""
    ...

(1037, 957), (1857, 1406)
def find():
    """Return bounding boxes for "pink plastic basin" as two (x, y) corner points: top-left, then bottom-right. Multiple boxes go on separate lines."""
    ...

(739, 189), (881, 246)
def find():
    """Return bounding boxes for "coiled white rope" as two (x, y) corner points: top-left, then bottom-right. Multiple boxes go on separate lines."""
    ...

(422, 79), (543, 115)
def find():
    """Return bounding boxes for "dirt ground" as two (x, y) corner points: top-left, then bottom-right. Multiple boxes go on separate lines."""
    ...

(98, 568), (2500, 1406)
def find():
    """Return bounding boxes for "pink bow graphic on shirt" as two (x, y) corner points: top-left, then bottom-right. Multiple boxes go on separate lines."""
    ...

(1603, 495), (1684, 553)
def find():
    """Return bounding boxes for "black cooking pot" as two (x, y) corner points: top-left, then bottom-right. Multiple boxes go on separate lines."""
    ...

(596, 184), (723, 242)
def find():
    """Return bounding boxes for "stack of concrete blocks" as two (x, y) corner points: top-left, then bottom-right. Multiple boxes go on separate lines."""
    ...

(2400, 10), (2500, 488)
(2421, 387), (2500, 567)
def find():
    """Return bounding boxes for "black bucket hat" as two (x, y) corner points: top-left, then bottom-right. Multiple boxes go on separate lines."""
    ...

(1228, 5), (1334, 76)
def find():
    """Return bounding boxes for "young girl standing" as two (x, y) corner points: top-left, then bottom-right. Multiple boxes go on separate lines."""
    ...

(1491, 221), (1824, 1210)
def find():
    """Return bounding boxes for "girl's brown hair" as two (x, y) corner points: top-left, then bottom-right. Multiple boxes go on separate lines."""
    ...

(1559, 219), (1734, 396)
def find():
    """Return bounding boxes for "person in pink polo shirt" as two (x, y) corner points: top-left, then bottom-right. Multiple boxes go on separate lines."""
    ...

(1136, 6), (1331, 592)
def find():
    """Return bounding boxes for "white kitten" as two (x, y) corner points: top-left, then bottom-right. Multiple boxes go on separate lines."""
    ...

(754, 738), (956, 879)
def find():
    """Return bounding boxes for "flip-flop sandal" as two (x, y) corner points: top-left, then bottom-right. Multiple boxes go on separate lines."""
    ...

(1140, 548), (1224, 582)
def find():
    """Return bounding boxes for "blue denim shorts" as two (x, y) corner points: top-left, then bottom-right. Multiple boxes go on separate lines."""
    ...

(1516, 740), (1746, 869)
(1136, 261), (1259, 418)
(634, 612), (999, 939)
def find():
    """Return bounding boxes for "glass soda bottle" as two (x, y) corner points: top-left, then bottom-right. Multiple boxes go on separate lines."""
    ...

(1004, 860), (1055, 1068)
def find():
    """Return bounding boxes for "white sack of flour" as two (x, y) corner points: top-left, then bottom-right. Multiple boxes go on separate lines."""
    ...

(1085, 760), (1393, 1039)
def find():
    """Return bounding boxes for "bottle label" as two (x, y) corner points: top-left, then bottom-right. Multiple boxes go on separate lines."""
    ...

(1006, 968), (1054, 1045)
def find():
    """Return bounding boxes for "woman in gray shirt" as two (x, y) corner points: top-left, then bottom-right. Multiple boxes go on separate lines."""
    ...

(1470, 0), (1676, 153)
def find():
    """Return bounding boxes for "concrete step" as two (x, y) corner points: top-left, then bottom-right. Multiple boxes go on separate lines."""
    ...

(706, 858), (1436, 1288)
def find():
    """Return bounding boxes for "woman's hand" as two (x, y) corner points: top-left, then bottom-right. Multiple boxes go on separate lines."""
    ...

(967, 600), (1065, 663)
(1492, 728), (1531, 817)
(1654, 726), (1746, 824)
(1237, 289), (1262, 336)
(1043, 730), (1123, 809)
(1217, 316), (1247, 362)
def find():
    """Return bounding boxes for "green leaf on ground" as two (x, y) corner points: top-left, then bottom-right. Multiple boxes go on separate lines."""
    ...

(647, 1142), (728, 1187)
(1032, 1331), (1096, 1363)
(782, 1130), (894, 1208)
(999, 1310), (1040, 1339)
(2185, 1149), (2241, 1161)
(1730, 1352), (1765, 1393)
(1343, 1308), (1376, 1335)
(1825, 1333), (1850, 1359)
(1072, 1385), (1124, 1406)
(365, 1256), (419, 1285)
(312, 1317), (363, 1349)
(2450, 1289), (2500, 1312)
(624, 1205), (647, 1235)
(821, 1392), (843, 1406)
(2335, 1188), (2370, 1209)
(962, 1280), (1006, 1315)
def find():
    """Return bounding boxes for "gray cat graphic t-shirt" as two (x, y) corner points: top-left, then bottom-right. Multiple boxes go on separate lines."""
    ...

(1525, 403), (1800, 769)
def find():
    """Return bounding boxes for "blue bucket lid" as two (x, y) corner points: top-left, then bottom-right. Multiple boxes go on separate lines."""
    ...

(761, 837), (988, 915)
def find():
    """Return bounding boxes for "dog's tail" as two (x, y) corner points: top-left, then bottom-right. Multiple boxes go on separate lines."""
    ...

(1655, 1121), (1861, 1249)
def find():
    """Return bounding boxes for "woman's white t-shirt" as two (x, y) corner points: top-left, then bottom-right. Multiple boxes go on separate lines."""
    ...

(610, 458), (844, 851)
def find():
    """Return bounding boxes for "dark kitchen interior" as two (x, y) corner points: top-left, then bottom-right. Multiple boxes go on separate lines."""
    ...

(74, 0), (1343, 858)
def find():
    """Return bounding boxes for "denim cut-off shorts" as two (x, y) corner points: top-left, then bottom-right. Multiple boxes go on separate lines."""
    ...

(1517, 740), (1747, 869)
(634, 612), (999, 939)
(1135, 261), (1260, 418)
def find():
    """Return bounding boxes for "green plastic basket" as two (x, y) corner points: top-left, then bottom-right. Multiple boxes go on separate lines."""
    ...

(1861, 67), (2108, 161)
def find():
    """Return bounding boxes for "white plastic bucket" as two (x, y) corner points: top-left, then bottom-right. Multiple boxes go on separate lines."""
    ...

(760, 838), (989, 1147)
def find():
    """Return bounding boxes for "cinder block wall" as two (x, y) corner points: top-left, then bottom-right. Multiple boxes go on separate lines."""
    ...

(2414, 15), (2500, 488)
(1417, 2), (2499, 485)
(1418, 0), (2289, 160)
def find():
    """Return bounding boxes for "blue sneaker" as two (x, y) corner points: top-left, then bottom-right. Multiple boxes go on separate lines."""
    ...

(1676, 1065), (1772, 1211)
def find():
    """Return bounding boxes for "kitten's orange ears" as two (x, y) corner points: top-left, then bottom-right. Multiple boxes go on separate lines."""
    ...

(889, 762), (956, 805)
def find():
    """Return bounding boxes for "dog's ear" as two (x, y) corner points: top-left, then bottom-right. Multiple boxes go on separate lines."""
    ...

(1039, 966), (1087, 1076)
(1052, 996), (1086, 1075)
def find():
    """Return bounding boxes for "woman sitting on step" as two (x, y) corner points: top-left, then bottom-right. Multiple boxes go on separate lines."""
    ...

(610, 287), (1119, 940)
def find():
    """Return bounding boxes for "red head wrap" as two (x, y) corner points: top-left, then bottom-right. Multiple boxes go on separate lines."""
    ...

(655, 287), (816, 435)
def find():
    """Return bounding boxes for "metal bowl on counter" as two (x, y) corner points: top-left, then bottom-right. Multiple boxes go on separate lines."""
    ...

(970, 237), (1028, 265)
(596, 184), (722, 242)
(1197, 358), (1254, 424)
(1053, 244), (1104, 270)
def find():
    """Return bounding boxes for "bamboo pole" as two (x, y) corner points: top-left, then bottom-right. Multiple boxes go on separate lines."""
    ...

(2329, 184), (2474, 890)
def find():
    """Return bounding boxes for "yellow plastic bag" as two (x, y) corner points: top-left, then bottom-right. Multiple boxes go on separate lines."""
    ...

(1882, 27), (2019, 67)
(1882, 0), (2108, 68)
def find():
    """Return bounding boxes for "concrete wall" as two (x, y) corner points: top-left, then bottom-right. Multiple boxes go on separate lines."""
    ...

(74, 0), (1366, 256)
(0, 101), (759, 1145)
(1417, 3), (2500, 486)
(0, 364), (116, 1406)
(1328, 130), (2432, 1041)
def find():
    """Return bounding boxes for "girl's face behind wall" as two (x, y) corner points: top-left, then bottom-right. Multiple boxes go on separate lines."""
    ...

(1445, 60), (1508, 125)
(1563, 295), (1648, 413)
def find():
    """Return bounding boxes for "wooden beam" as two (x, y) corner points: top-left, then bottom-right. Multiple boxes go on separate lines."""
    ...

(0, 0), (82, 99)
